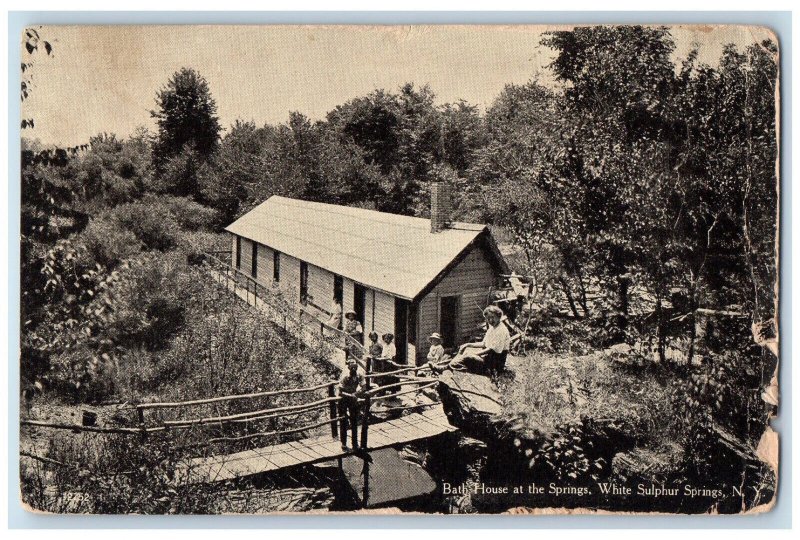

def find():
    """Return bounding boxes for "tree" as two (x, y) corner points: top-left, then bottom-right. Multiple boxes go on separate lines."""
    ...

(151, 68), (221, 179)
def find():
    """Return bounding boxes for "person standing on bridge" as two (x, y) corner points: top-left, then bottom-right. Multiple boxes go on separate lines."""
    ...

(338, 358), (366, 449)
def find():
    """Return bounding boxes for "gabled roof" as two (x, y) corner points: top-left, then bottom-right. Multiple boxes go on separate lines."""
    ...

(225, 196), (507, 301)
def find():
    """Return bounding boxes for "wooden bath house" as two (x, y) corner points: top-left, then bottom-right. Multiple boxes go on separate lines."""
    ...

(225, 183), (509, 365)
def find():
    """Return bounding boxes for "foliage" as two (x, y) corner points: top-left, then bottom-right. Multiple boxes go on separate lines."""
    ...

(105, 201), (181, 251)
(76, 218), (144, 269)
(151, 68), (221, 178)
(20, 29), (778, 513)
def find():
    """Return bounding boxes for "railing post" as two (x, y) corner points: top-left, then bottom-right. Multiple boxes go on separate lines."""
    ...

(137, 406), (147, 443)
(360, 395), (370, 450)
(339, 400), (348, 448)
(328, 383), (338, 439)
(350, 400), (358, 449)
(365, 356), (372, 377)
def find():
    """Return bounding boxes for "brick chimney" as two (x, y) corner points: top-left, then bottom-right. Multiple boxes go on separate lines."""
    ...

(430, 182), (452, 233)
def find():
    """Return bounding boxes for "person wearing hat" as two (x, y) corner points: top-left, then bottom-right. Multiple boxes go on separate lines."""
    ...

(343, 310), (364, 357)
(380, 333), (396, 365)
(343, 310), (363, 340)
(426, 332), (445, 364)
(337, 357), (366, 449)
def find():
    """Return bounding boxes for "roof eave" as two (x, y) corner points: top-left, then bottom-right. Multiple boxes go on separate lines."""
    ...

(411, 227), (508, 303)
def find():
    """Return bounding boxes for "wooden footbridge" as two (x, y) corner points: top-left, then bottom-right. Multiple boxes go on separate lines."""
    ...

(21, 252), (459, 494)
(180, 406), (455, 484)
(22, 365), (456, 486)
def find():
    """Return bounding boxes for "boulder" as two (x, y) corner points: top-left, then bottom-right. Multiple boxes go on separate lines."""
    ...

(437, 371), (502, 436)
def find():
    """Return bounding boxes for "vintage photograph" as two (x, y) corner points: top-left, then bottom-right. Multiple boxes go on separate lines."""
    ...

(19, 24), (779, 515)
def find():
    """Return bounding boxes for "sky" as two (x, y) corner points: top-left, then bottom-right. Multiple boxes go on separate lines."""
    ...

(20, 24), (773, 147)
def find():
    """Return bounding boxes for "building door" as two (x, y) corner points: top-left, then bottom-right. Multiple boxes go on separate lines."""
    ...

(439, 295), (460, 349)
(333, 275), (343, 305)
(300, 262), (308, 304)
(394, 298), (409, 364)
(353, 283), (366, 343)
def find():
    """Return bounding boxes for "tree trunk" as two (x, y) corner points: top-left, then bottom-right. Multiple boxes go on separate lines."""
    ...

(558, 277), (581, 319)
(576, 270), (590, 317)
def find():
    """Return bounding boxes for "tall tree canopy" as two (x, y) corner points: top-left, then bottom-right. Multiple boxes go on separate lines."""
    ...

(151, 68), (221, 177)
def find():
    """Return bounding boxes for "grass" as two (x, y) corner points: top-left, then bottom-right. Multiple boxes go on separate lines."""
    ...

(499, 349), (679, 446)
(21, 250), (342, 514)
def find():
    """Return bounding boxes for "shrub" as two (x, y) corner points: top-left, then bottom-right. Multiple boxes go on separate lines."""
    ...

(107, 201), (181, 251)
(104, 252), (204, 351)
(76, 218), (143, 269)
(142, 194), (219, 231)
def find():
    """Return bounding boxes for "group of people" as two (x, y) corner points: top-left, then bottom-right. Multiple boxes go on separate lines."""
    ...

(335, 303), (511, 449)
(422, 304), (512, 375)
(327, 295), (396, 364)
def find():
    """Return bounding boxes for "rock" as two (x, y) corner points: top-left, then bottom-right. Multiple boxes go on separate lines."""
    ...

(437, 371), (502, 436)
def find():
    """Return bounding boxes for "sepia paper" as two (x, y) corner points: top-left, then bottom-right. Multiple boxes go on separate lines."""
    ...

(19, 23), (779, 516)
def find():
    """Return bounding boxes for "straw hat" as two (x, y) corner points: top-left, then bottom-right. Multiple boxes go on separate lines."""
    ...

(344, 310), (357, 317)
(429, 332), (442, 341)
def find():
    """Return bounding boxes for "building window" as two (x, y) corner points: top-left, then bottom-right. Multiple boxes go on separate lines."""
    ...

(273, 251), (281, 282)
(235, 236), (241, 269)
(251, 243), (258, 278)
(300, 262), (309, 304)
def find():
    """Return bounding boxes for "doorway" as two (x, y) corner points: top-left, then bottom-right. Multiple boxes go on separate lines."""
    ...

(353, 283), (366, 343)
(334, 275), (344, 306)
(300, 262), (308, 304)
(439, 296), (460, 349)
(394, 298), (410, 364)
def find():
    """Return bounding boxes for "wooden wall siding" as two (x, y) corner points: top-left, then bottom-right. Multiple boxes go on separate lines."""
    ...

(255, 244), (275, 288)
(307, 264), (334, 312)
(279, 253), (302, 300)
(226, 235), (499, 365)
(342, 278), (355, 315)
(414, 245), (497, 361)
(230, 234), (238, 267)
(239, 238), (254, 279)
(373, 291), (396, 340)
(416, 294), (438, 360)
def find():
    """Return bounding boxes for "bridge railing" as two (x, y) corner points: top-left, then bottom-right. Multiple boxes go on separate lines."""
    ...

(21, 366), (442, 455)
(203, 250), (367, 364)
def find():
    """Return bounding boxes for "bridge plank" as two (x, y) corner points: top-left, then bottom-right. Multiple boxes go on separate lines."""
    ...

(180, 408), (457, 484)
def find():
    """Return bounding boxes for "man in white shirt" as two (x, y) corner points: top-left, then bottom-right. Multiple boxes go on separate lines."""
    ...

(458, 305), (511, 375)
(381, 333), (397, 365)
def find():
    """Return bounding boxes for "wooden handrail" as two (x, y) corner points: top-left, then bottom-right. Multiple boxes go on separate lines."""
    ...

(376, 401), (442, 413)
(135, 381), (332, 410)
(205, 251), (366, 358)
(362, 377), (438, 397)
(205, 416), (347, 446)
(162, 396), (340, 427)
(21, 419), (164, 434)
(369, 381), (439, 402)
(228, 400), (333, 424)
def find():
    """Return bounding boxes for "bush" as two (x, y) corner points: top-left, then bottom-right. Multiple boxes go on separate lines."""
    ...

(107, 201), (181, 251)
(104, 251), (204, 351)
(142, 194), (219, 231)
(176, 230), (228, 263)
(76, 218), (143, 269)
